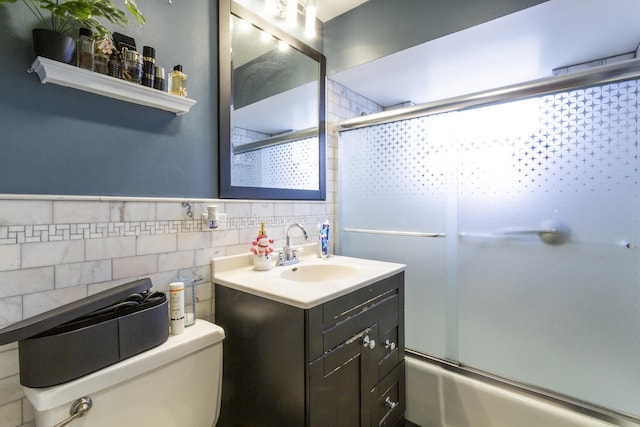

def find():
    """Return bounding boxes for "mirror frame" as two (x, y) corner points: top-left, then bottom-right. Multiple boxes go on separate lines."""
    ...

(218, 0), (327, 200)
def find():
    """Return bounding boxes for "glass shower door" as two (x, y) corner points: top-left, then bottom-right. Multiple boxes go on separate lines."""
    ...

(339, 116), (457, 360)
(456, 82), (640, 414)
(338, 78), (640, 416)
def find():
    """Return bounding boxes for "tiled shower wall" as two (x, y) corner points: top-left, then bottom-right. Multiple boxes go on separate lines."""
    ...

(0, 78), (380, 427)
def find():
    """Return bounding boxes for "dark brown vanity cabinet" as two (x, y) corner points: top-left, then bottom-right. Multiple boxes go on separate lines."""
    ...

(215, 272), (405, 427)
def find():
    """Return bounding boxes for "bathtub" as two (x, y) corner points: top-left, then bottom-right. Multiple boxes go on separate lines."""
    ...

(404, 355), (634, 427)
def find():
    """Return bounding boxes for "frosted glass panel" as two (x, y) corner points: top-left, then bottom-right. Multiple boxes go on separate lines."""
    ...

(339, 118), (455, 359)
(457, 82), (640, 414)
(231, 127), (319, 190)
(338, 79), (640, 415)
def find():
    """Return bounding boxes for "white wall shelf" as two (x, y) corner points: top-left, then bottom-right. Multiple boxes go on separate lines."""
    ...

(29, 56), (197, 115)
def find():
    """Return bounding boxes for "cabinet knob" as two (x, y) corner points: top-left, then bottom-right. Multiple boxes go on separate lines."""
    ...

(384, 339), (396, 351)
(385, 397), (399, 409)
(362, 335), (376, 349)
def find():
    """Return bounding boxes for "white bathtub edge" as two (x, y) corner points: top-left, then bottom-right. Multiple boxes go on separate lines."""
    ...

(405, 356), (619, 427)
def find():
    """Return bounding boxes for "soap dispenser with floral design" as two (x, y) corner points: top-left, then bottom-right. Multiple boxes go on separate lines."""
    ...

(250, 223), (274, 270)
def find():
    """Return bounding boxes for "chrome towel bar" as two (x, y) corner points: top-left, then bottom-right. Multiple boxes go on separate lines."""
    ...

(343, 228), (446, 238)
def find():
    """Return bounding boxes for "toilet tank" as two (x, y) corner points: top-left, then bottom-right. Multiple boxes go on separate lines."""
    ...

(23, 320), (225, 427)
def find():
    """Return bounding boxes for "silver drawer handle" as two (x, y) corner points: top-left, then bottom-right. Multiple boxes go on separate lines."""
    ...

(384, 339), (396, 351)
(345, 327), (371, 345)
(385, 396), (399, 409)
(54, 397), (92, 427)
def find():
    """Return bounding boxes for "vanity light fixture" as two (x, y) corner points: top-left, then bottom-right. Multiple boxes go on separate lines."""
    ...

(305, 0), (316, 39)
(286, 0), (297, 27)
(264, 0), (317, 39)
(265, 0), (278, 16)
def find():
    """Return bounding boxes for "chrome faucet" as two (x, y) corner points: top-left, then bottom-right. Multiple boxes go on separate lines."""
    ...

(279, 223), (309, 266)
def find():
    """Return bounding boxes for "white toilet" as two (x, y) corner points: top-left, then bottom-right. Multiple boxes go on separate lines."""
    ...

(22, 319), (225, 427)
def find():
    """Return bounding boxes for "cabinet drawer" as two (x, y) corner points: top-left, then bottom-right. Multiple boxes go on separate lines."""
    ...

(322, 275), (399, 326)
(323, 294), (398, 354)
(308, 273), (403, 361)
(376, 312), (400, 380)
(371, 360), (405, 427)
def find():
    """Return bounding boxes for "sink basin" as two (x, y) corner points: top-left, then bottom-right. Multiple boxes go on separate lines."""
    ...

(280, 264), (359, 283)
(213, 249), (406, 308)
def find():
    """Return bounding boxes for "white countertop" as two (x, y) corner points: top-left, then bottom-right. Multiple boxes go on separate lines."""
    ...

(212, 245), (405, 309)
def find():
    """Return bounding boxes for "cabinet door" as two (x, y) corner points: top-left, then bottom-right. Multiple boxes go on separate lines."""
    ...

(309, 325), (378, 427)
(215, 285), (306, 427)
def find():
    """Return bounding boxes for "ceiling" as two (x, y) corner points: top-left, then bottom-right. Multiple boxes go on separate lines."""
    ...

(315, 0), (369, 22)
(328, 0), (640, 108)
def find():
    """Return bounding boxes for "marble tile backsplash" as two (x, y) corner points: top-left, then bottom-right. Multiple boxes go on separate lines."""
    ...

(0, 78), (377, 427)
(0, 200), (337, 320)
(0, 198), (333, 426)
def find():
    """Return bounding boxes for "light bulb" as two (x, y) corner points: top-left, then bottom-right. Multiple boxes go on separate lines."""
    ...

(265, 0), (277, 16)
(261, 31), (273, 43)
(305, 0), (316, 39)
(286, 0), (297, 27)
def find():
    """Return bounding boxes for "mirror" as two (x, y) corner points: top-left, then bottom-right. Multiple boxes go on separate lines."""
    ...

(218, 0), (326, 200)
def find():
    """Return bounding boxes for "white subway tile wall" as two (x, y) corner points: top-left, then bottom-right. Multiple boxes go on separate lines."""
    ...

(0, 78), (374, 427)
(0, 199), (332, 426)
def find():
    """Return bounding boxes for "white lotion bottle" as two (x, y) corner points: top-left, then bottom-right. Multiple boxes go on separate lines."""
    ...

(207, 204), (219, 229)
(169, 281), (185, 335)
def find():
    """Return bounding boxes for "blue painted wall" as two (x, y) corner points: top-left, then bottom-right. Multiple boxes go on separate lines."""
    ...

(0, 0), (217, 198)
(0, 0), (549, 198)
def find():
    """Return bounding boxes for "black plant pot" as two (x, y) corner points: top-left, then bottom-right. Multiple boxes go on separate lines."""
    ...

(32, 28), (76, 64)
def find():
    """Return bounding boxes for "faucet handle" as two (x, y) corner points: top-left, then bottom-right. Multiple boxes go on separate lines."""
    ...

(291, 246), (306, 260)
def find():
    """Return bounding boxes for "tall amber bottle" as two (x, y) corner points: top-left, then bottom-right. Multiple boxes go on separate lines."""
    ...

(169, 65), (187, 97)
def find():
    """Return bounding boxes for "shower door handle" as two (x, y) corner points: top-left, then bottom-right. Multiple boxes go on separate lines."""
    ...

(460, 221), (570, 245)
(499, 221), (570, 245)
(501, 228), (549, 235)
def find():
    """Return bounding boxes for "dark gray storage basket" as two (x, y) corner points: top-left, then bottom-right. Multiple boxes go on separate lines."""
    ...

(0, 278), (169, 388)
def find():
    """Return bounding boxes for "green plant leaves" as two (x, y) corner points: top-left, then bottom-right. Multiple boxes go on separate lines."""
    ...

(0, 0), (145, 36)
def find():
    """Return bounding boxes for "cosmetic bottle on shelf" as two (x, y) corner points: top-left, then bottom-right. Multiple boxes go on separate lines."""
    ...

(76, 28), (94, 70)
(141, 46), (156, 88)
(122, 48), (143, 84)
(169, 65), (187, 97)
(154, 66), (166, 91)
